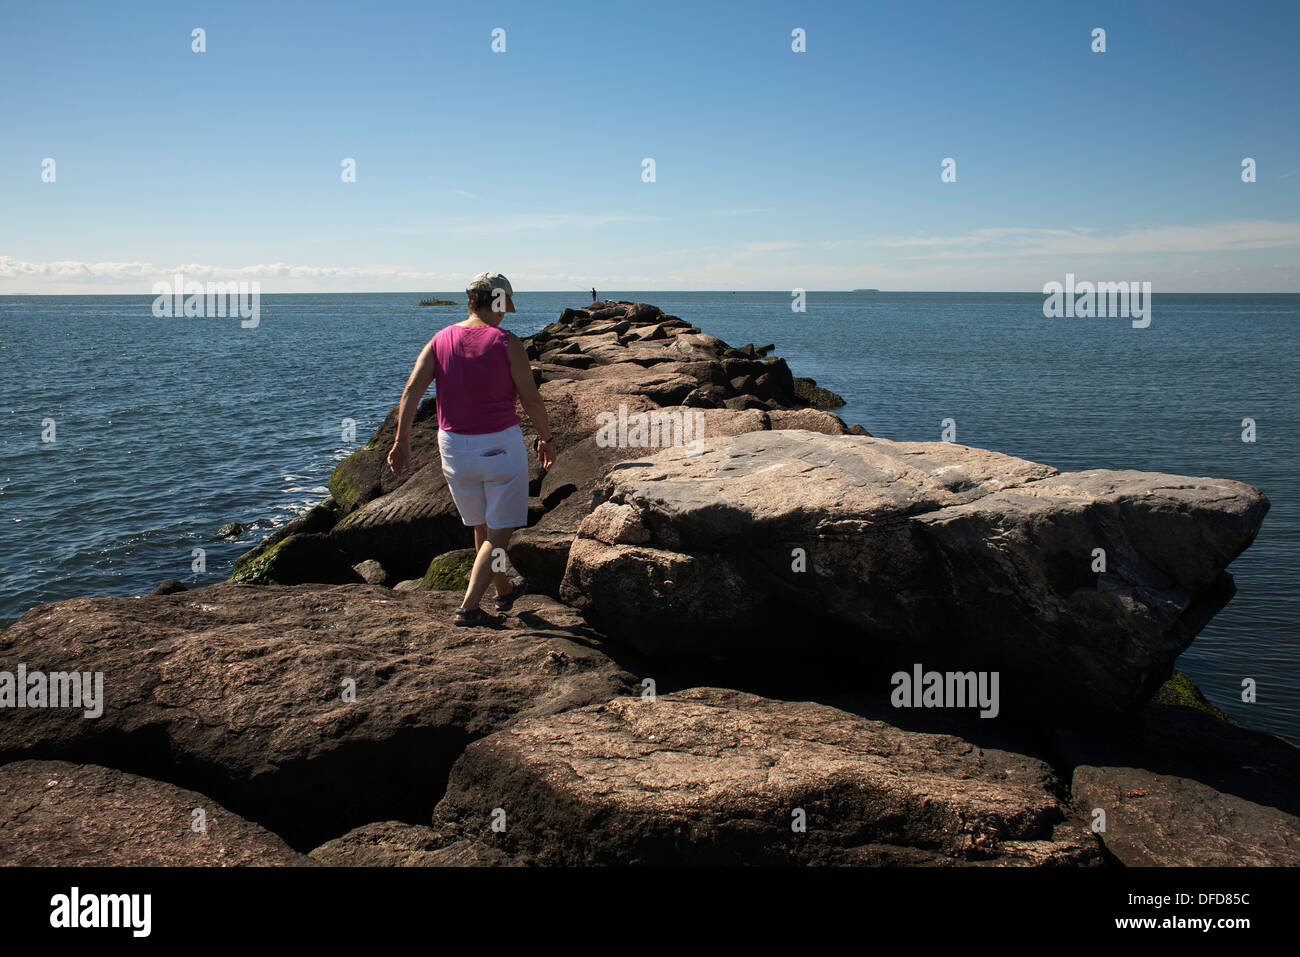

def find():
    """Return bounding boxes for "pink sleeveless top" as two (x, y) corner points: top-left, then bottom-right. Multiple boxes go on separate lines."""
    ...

(429, 323), (522, 434)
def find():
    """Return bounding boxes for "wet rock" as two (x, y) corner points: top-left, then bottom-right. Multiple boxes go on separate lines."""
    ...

(228, 501), (343, 583)
(793, 376), (847, 410)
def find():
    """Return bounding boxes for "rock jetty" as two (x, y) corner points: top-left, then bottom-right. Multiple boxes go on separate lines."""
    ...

(2, 300), (1290, 867)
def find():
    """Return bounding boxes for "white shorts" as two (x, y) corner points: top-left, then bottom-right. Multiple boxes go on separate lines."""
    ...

(437, 425), (529, 529)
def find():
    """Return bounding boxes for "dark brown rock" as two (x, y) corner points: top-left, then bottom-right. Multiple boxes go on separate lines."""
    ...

(230, 532), (365, 586)
(308, 821), (515, 866)
(228, 501), (343, 583)
(430, 688), (1099, 866)
(0, 760), (309, 866)
(325, 464), (466, 582)
(1058, 702), (1300, 865)
(0, 584), (636, 848)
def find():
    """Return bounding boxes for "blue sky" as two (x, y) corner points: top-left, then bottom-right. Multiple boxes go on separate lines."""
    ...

(2, 0), (1297, 292)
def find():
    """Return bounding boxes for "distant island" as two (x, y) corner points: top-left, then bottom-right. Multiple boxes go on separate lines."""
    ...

(852, 288), (880, 293)
(419, 298), (457, 306)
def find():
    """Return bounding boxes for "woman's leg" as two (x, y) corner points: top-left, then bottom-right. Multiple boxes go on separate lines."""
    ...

(459, 426), (528, 615)
(471, 523), (512, 599)
(462, 524), (515, 611)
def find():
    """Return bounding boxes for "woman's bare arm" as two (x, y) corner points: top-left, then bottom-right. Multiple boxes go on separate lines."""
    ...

(506, 333), (554, 469)
(387, 340), (436, 476)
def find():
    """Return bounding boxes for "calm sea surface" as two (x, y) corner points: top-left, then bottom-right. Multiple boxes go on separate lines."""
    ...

(1, 292), (1296, 738)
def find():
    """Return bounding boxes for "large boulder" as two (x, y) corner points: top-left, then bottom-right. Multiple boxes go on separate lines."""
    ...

(429, 687), (1099, 866)
(0, 585), (636, 849)
(0, 760), (309, 866)
(559, 430), (1268, 723)
(511, 407), (836, 596)
(540, 368), (700, 405)
(328, 396), (440, 513)
(766, 407), (851, 435)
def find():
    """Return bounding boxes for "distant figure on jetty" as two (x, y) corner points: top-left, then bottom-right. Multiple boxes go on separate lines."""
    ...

(387, 271), (554, 627)
(591, 287), (597, 302)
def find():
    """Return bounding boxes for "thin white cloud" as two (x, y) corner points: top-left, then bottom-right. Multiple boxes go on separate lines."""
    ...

(384, 212), (659, 236)
(5, 218), (1299, 293)
(878, 221), (1300, 259)
(0, 257), (454, 286)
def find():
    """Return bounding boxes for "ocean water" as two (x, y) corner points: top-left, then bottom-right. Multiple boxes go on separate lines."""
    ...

(1, 292), (1296, 739)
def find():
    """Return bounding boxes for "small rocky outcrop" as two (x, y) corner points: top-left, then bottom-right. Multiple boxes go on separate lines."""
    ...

(792, 376), (846, 409)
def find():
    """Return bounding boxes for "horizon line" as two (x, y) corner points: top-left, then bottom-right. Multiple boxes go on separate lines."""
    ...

(3, 289), (1299, 297)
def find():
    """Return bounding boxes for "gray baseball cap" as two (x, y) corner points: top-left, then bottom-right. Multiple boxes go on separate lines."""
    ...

(467, 271), (513, 297)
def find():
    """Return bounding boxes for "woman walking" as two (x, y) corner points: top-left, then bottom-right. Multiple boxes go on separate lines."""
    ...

(387, 272), (554, 625)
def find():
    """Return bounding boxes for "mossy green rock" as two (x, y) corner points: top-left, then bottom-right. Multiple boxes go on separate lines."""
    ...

(327, 397), (439, 518)
(230, 535), (290, 584)
(227, 502), (343, 584)
(417, 548), (478, 591)
(330, 449), (384, 510)
(229, 533), (361, 586)
(1151, 670), (1231, 721)
(793, 376), (846, 410)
